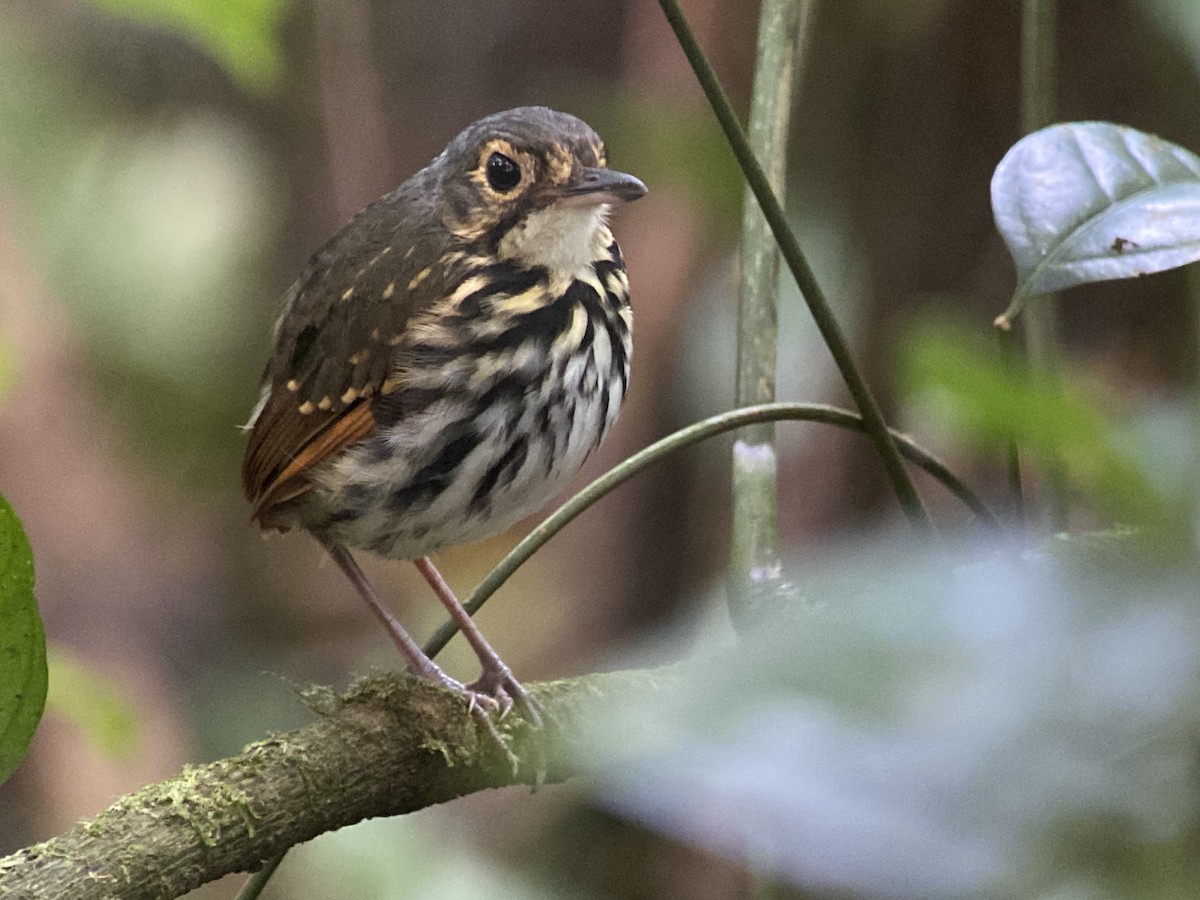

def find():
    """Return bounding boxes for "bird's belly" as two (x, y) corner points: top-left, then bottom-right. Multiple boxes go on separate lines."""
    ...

(307, 348), (625, 560)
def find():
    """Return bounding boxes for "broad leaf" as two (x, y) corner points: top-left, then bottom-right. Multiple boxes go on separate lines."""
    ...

(0, 493), (46, 786)
(992, 122), (1200, 326)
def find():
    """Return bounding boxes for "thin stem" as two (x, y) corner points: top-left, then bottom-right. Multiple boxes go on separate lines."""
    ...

(1187, 265), (1200, 550)
(423, 402), (999, 658)
(235, 851), (285, 900)
(655, 0), (931, 532)
(735, 0), (811, 426)
(1019, 0), (1068, 528)
(730, 0), (813, 631)
(1020, 0), (1056, 136)
(996, 326), (1026, 525)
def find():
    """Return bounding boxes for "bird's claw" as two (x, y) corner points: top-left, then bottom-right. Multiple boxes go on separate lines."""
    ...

(466, 666), (543, 729)
(463, 689), (503, 717)
(430, 672), (498, 716)
(434, 666), (546, 783)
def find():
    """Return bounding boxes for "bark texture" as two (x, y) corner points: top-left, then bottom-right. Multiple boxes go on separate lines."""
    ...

(0, 669), (663, 900)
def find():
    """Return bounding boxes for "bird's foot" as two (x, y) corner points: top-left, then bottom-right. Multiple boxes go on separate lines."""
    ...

(466, 663), (543, 730)
(466, 664), (546, 785)
(428, 665), (544, 782)
(426, 670), (503, 716)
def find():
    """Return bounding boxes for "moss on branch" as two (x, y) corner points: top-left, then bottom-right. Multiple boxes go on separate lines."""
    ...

(0, 669), (664, 900)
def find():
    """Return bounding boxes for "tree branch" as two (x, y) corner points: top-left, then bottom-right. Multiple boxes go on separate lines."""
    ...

(0, 669), (665, 900)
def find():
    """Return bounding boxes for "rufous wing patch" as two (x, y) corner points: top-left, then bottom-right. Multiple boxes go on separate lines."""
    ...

(245, 399), (377, 523)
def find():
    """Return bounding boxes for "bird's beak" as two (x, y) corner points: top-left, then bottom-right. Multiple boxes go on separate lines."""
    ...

(559, 166), (647, 206)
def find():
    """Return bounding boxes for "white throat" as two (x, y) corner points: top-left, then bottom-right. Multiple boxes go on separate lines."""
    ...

(498, 203), (610, 279)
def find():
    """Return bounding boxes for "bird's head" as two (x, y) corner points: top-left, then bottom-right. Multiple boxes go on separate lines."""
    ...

(435, 106), (646, 277)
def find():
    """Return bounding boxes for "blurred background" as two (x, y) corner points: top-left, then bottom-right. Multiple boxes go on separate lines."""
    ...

(2, 1), (1200, 897)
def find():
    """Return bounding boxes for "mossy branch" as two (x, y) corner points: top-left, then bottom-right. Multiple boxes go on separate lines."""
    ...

(0, 669), (666, 900)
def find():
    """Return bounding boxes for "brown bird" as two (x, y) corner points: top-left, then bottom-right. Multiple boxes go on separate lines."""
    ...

(242, 107), (645, 717)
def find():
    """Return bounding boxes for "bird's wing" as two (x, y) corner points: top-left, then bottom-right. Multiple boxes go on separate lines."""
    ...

(244, 397), (376, 519)
(242, 199), (449, 524)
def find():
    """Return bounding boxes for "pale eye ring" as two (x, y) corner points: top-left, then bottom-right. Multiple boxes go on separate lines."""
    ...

(485, 152), (522, 192)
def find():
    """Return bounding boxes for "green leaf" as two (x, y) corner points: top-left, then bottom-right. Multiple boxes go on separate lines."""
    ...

(1140, 0), (1200, 65)
(80, 0), (293, 94)
(992, 122), (1200, 325)
(0, 336), (17, 399)
(45, 649), (139, 760)
(900, 323), (1173, 531)
(0, 494), (47, 786)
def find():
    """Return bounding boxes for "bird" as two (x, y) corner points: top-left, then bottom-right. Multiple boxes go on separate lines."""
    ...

(242, 106), (645, 719)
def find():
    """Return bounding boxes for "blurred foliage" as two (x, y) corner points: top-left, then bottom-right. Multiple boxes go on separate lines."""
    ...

(1141, 0), (1200, 63)
(54, 116), (271, 379)
(0, 339), (16, 399)
(576, 535), (1200, 898)
(594, 90), (745, 226)
(0, 494), (46, 787)
(44, 648), (139, 761)
(79, 0), (293, 94)
(0, 15), (277, 487)
(899, 321), (1185, 537)
(0, 25), (101, 224)
(289, 815), (561, 900)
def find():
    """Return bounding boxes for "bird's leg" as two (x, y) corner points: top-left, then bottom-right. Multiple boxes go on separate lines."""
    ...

(322, 540), (499, 713)
(413, 556), (543, 728)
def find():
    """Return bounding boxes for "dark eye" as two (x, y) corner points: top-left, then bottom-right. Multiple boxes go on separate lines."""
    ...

(485, 152), (521, 192)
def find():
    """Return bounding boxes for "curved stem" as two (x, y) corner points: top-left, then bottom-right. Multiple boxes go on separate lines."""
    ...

(423, 402), (998, 659)
(236, 851), (284, 900)
(655, 0), (930, 532)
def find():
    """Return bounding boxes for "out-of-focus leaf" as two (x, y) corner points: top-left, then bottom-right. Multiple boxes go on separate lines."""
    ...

(45, 649), (139, 760)
(992, 122), (1200, 326)
(0, 338), (16, 399)
(900, 323), (1174, 531)
(80, 0), (293, 94)
(577, 536), (1200, 898)
(0, 25), (273, 479)
(292, 817), (558, 900)
(0, 495), (47, 786)
(578, 90), (744, 224)
(53, 116), (272, 384)
(1139, 0), (1200, 69)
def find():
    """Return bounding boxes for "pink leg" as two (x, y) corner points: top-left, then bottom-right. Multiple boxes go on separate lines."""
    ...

(413, 556), (542, 725)
(323, 540), (496, 712)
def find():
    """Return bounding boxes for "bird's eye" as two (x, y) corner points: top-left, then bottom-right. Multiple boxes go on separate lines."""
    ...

(485, 152), (522, 192)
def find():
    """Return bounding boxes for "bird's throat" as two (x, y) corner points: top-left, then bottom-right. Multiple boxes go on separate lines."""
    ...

(497, 203), (611, 283)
